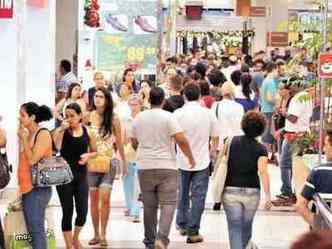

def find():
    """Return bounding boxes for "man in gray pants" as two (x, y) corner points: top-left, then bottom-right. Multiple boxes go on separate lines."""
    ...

(131, 87), (195, 249)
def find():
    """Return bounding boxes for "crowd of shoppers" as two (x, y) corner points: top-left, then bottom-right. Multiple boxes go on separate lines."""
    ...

(0, 46), (326, 249)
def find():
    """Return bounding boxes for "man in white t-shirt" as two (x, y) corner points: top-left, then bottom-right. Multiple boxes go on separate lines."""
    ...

(131, 87), (195, 249)
(174, 84), (219, 243)
(273, 78), (313, 206)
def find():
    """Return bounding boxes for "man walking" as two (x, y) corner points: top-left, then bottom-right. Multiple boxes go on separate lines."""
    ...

(174, 83), (219, 243)
(131, 87), (195, 249)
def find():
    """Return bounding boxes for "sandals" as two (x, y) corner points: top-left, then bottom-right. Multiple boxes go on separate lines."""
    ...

(100, 239), (108, 247)
(88, 238), (100, 246)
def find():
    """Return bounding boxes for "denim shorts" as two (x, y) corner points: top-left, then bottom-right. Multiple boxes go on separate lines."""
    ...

(88, 159), (118, 189)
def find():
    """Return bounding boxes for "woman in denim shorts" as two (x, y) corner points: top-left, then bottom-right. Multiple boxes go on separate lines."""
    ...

(88, 87), (128, 247)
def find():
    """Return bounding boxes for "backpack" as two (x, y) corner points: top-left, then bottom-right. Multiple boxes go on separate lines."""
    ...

(0, 151), (12, 189)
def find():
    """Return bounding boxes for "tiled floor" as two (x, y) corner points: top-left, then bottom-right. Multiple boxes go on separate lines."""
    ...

(1, 166), (309, 249)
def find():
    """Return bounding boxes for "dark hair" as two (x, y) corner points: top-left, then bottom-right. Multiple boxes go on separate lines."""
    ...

(93, 87), (114, 138)
(241, 111), (266, 138)
(243, 55), (253, 67)
(240, 73), (253, 100)
(149, 87), (165, 106)
(66, 83), (81, 99)
(194, 63), (207, 79)
(65, 102), (82, 115)
(190, 72), (202, 81)
(199, 80), (210, 96)
(60, 60), (71, 73)
(21, 102), (53, 123)
(290, 230), (332, 249)
(169, 75), (183, 92)
(231, 70), (242, 86)
(240, 63), (250, 73)
(184, 83), (200, 101)
(122, 68), (134, 83)
(208, 69), (227, 87)
(166, 56), (177, 64)
(265, 61), (276, 73)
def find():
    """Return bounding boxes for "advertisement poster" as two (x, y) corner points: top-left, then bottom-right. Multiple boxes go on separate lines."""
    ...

(94, 0), (158, 74)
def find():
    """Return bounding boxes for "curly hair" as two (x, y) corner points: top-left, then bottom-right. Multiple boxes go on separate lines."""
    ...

(241, 111), (266, 138)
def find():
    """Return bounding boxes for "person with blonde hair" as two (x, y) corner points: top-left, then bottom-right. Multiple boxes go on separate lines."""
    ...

(211, 82), (245, 210)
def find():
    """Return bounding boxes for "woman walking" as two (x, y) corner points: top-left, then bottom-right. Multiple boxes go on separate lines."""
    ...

(55, 83), (87, 126)
(88, 87), (127, 247)
(17, 102), (53, 249)
(53, 103), (97, 249)
(223, 111), (272, 249)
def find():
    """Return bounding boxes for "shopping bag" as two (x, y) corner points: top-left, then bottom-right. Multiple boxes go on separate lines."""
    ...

(211, 137), (233, 203)
(4, 208), (55, 249)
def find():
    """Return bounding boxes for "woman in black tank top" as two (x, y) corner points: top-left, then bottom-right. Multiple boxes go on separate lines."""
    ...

(53, 103), (97, 249)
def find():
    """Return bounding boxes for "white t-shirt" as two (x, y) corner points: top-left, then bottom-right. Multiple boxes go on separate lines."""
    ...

(174, 102), (219, 171)
(131, 108), (183, 170)
(285, 91), (313, 133)
(211, 99), (244, 149)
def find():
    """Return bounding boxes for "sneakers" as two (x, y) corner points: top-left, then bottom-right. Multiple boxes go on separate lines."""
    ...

(134, 16), (157, 33)
(105, 14), (128, 32)
(187, 234), (204, 244)
(155, 240), (167, 249)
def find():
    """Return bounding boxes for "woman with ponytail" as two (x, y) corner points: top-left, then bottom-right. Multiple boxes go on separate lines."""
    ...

(17, 102), (53, 249)
(235, 73), (258, 112)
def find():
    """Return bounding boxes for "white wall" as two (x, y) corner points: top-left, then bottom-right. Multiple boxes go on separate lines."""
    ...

(0, 0), (56, 189)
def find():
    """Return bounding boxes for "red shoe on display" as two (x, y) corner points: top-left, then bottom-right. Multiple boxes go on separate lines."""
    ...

(134, 16), (157, 33)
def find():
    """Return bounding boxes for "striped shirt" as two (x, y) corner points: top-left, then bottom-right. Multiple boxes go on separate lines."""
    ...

(302, 163), (332, 201)
(57, 72), (77, 93)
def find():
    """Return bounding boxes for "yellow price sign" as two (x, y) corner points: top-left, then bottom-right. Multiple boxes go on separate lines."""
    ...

(127, 47), (145, 62)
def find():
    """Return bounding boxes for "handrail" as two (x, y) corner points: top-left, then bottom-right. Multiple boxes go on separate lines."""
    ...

(313, 193), (332, 229)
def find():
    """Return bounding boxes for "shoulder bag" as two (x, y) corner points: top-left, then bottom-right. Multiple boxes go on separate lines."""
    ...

(211, 137), (233, 203)
(31, 128), (73, 187)
(0, 150), (12, 189)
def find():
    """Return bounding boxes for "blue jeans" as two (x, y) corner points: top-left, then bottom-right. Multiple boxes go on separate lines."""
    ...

(176, 167), (209, 236)
(280, 139), (294, 196)
(22, 187), (52, 249)
(223, 187), (260, 249)
(123, 162), (141, 217)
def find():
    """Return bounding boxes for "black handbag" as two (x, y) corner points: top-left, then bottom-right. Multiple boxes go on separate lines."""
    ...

(0, 152), (12, 189)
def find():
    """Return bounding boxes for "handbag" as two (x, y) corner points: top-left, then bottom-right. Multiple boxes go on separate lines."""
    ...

(87, 127), (113, 173)
(211, 137), (233, 203)
(0, 150), (12, 189)
(31, 128), (73, 187)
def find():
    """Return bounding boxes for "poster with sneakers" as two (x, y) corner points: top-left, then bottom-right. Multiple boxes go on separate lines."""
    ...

(104, 14), (129, 33)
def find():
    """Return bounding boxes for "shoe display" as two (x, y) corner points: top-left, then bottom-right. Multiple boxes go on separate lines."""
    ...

(134, 16), (157, 33)
(105, 14), (128, 32)
(187, 234), (204, 244)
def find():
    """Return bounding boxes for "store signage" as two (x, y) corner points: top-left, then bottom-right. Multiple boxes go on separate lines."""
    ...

(94, 0), (158, 74)
(250, 6), (266, 17)
(319, 53), (332, 79)
(0, 0), (13, 19)
(267, 32), (288, 47)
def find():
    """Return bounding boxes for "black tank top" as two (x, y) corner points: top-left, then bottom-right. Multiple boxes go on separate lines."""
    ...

(61, 126), (89, 180)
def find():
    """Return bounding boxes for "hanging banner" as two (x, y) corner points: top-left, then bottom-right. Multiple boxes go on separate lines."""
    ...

(267, 32), (288, 47)
(94, 0), (158, 74)
(319, 53), (332, 79)
(0, 0), (13, 19)
(250, 6), (266, 17)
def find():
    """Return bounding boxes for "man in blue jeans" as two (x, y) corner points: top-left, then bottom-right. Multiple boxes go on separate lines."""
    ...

(174, 84), (219, 243)
(273, 78), (313, 206)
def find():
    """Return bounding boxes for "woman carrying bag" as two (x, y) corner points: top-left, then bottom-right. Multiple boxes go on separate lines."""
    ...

(221, 111), (272, 249)
(17, 102), (53, 249)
